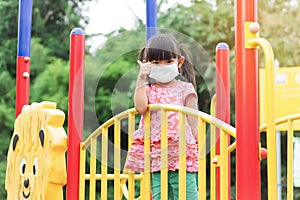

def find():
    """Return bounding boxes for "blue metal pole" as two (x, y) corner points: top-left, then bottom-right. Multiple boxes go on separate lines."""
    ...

(17, 0), (32, 56)
(146, 0), (157, 40)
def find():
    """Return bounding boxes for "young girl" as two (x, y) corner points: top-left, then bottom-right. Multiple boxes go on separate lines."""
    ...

(125, 34), (198, 199)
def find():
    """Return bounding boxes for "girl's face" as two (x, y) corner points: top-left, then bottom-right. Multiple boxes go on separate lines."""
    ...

(147, 56), (185, 84)
(150, 56), (185, 68)
(150, 58), (178, 66)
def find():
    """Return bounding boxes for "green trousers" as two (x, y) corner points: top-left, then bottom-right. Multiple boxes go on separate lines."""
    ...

(151, 171), (198, 200)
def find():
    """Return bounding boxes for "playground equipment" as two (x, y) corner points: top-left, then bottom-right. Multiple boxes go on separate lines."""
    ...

(15, 0), (32, 117)
(78, 104), (236, 200)
(6, 102), (67, 199)
(7, 0), (300, 199)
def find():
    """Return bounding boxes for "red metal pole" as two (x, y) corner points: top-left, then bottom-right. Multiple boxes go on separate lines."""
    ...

(16, 56), (30, 117)
(215, 43), (231, 200)
(235, 0), (260, 199)
(66, 28), (85, 200)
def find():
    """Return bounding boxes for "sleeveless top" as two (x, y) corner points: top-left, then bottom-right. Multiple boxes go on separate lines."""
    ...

(125, 80), (199, 172)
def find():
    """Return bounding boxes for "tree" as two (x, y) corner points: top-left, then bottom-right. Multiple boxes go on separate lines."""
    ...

(259, 0), (300, 66)
(0, 1), (19, 76)
(0, 0), (92, 77)
(32, 0), (92, 60)
(84, 28), (146, 134)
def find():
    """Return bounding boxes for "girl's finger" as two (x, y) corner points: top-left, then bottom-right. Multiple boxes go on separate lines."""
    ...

(137, 60), (142, 66)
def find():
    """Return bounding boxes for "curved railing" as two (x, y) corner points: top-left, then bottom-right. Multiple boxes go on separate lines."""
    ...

(209, 95), (236, 200)
(77, 103), (298, 199)
(260, 113), (300, 200)
(78, 104), (236, 200)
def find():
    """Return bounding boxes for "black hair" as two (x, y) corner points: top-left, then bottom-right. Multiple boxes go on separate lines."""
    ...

(141, 34), (196, 89)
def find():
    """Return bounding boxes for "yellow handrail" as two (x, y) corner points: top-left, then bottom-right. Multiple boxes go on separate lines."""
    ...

(260, 113), (300, 200)
(82, 108), (138, 148)
(260, 113), (300, 131)
(160, 109), (168, 200)
(79, 104), (236, 200)
(178, 112), (187, 199)
(210, 95), (217, 200)
(114, 118), (121, 199)
(209, 94), (235, 200)
(220, 129), (229, 200)
(82, 106), (236, 147)
(101, 127), (108, 200)
(143, 110), (151, 200)
(79, 143), (86, 199)
(198, 118), (207, 200)
(245, 21), (276, 200)
(287, 119), (293, 199)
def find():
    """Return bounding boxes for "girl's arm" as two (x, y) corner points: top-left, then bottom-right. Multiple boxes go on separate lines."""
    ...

(134, 61), (151, 114)
(185, 94), (199, 139)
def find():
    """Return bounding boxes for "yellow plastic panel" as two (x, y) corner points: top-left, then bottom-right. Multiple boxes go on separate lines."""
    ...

(260, 67), (300, 130)
(5, 101), (67, 200)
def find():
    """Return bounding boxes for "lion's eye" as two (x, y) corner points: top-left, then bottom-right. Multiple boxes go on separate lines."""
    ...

(33, 157), (38, 176)
(20, 157), (26, 175)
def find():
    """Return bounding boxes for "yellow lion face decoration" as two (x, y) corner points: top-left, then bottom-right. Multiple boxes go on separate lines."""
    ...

(5, 102), (67, 200)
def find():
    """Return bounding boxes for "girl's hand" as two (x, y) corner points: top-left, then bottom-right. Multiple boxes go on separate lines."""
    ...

(135, 60), (151, 114)
(137, 60), (152, 80)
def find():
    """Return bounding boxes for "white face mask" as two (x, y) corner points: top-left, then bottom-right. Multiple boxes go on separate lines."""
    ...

(149, 62), (179, 83)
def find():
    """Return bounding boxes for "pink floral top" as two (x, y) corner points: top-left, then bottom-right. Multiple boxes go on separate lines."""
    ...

(125, 80), (198, 172)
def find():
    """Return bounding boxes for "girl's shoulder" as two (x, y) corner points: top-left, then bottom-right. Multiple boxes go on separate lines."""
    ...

(177, 80), (198, 98)
(176, 80), (195, 90)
